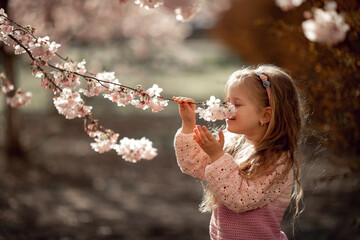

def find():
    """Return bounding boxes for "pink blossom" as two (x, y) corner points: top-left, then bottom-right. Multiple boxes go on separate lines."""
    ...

(40, 77), (52, 90)
(146, 84), (162, 97)
(174, 0), (203, 22)
(80, 71), (119, 97)
(302, 1), (350, 45)
(90, 131), (119, 153)
(131, 99), (149, 110)
(51, 71), (62, 84)
(134, 0), (164, 9)
(15, 32), (34, 45)
(144, 84), (168, 112)
(130, 95), (168, 112)
(0, 8), (7, 23)
(6, 89), (32, 108)
(0, 82), (14, 94)
(28, 36), (61, 61)
(147, 97), (168, 112)
(13, 33), (34, 54)
(53, 88), (92, 119)
(113, 137), (157, 162)
(34, 70), (45, 78)
(84, 117), (101, 138)
(14, 45), (26, 54)
(195, 96), (236, 122)
(0, 9), (15, 47)
(0, 73), (14, 94)
(120, 4), (191, 58)
(275, 0), (305, 11)
(57, 59), (87, 75)
(103, 91), (134, 107)
(0, 22), (14, 35)
(95, 71), (120, 91)
(125, 84), (169, 112)
(0, 21), (15, 47)
(0, 33), (15, 47)
(0, 83), (14, 94)
(51, 71), (80, 89)
(79, 80), (106, 97)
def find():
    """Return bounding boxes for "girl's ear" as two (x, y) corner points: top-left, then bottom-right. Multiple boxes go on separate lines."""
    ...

(261, 107), (272, 124)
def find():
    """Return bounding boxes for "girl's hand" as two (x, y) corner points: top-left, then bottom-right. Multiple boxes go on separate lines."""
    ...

(193, 125), (225, 162)
(173, 97), (196, 134)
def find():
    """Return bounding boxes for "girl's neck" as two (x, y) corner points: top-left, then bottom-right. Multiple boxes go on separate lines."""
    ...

(244, 135), (260, 146)
(244, 125), (267, 146)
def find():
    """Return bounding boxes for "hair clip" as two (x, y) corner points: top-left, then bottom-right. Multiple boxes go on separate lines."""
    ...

(256, 72), (271, 105)
(256, 72), (271, 88)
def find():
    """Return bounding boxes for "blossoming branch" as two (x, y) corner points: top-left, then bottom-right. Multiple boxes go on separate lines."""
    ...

(0, 8), (236, 162)
(0, 9), (165, 162)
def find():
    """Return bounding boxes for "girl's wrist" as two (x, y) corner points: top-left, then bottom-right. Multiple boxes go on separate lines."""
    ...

(210, 152), (224, 163)
(181, 122), (195, 134)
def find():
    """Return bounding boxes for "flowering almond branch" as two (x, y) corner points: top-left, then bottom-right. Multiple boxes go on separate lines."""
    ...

(0, 9), (236, 162)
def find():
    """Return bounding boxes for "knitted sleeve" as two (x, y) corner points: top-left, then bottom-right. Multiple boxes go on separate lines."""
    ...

(174, 128), (211, 180)
(205, 153), (292, 213)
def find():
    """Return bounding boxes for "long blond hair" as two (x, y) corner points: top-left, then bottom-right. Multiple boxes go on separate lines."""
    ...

(200, 65), (304, 222)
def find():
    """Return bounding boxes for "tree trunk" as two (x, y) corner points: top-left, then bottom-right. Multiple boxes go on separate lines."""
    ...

(1, 0), (26, 160)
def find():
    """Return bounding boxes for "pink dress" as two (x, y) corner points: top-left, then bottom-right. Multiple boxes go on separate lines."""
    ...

(174, 129), (293, 240)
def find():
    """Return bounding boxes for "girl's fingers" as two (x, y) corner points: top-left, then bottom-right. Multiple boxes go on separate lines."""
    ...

(177, 97), (186, 103)
(218, 129), (225, 146)
(195, 126), (222, 144)
(173, 96), (194, 104)
(196, 125), (209, 142)
(202, 126), (214, 140)
(194, 128), (206, 145)
(184, 98), (195, 104)
(173, 97), (196, 110)
(193, 128), (202, 142)
(189, 102), (196, 110)
(174, 97), (188, 110)
(173, 97), (182, 103)
(173, 97), (184, 104)
(193, 134), (200, 144)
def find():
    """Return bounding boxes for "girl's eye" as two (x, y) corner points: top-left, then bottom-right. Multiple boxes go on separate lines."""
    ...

(235, 104), (242, 107)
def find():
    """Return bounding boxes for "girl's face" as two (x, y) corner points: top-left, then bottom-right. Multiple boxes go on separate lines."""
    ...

(226, 83), (265, 143)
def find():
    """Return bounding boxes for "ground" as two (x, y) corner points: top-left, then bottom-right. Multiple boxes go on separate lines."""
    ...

(0, 111), (359, 240)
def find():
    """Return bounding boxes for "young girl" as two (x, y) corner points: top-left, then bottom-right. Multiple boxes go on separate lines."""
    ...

(173, 65), (303, 240)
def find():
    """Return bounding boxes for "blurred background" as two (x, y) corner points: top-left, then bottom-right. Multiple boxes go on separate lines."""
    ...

(0, 0), (359, 239)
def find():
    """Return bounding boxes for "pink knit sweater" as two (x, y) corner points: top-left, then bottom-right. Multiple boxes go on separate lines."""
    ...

(174, 129), (293, 240)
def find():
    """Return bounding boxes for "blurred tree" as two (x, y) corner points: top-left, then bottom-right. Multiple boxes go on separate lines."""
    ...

(212, 0), (360, 169)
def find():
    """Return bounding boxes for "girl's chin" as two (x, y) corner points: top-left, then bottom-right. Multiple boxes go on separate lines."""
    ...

(227, 129), (243, 135)
(226, 124), (236, 133)
(226, 123), (243, 135)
